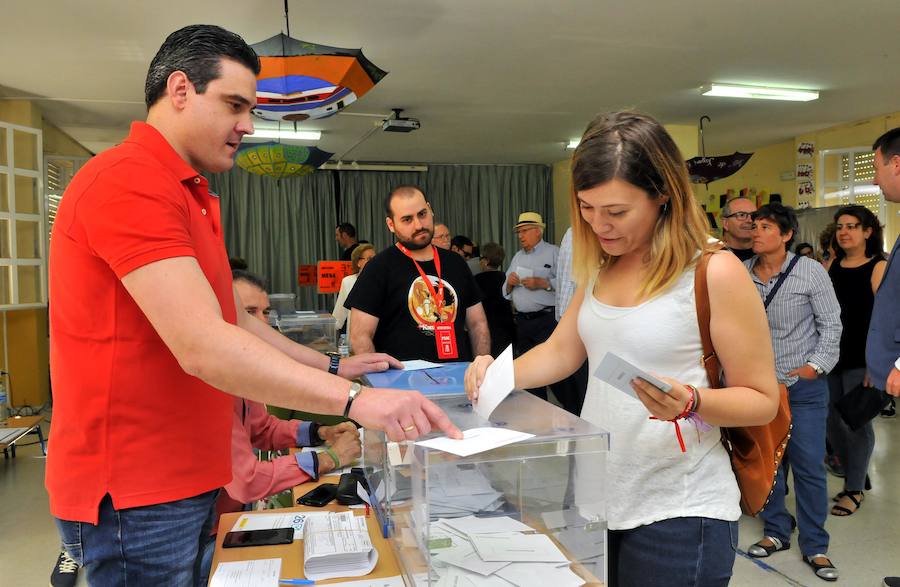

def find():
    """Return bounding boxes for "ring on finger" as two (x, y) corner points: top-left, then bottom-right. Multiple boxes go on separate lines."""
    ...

(403, 425), (416, 432)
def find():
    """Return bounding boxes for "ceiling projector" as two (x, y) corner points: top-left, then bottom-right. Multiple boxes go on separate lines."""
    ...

(382, 108), (421, 133)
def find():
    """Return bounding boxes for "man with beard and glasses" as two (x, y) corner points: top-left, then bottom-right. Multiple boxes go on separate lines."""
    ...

(346, 185), (490, 362)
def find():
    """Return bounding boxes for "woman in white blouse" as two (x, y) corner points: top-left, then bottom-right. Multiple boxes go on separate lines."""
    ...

(333, 244), (375, 339)
(465, 111), (779, 587)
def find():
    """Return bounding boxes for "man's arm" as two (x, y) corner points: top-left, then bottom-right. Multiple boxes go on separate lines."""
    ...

(349, 308), (379, 355)
(121, 257), (459, 440)
(465, 302), (491, 356)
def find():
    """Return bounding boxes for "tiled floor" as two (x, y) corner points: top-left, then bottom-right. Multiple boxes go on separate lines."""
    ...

(2, 414), (898, 586)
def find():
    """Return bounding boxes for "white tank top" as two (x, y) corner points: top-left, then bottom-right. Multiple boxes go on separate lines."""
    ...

(576, 266), (740, 530)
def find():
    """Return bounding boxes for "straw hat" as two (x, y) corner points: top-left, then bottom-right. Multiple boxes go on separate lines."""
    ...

(514, 211), (545, 230)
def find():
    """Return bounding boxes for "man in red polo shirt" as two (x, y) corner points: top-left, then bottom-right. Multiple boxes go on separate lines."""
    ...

(48, 24), (459, 587)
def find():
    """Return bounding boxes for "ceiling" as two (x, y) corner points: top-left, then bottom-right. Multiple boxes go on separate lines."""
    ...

(2, 0), (899, 164)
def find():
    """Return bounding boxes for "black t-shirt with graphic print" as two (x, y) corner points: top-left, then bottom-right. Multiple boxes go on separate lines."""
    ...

(345, 245), (482, 362)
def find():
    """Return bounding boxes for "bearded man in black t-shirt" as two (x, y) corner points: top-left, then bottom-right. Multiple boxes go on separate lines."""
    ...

(345, 186), (490, 362)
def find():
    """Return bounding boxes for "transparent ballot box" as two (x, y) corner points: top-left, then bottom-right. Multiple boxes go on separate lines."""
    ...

(363, 392), (610, 586)
(277, 312), (337, 353)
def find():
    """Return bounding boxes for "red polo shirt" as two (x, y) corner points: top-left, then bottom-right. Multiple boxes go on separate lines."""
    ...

(46, 122), (236, 524)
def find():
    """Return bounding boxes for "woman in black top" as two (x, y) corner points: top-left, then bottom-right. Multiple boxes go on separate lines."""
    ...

(473, 242), (516, 358)
(827, 205), (887, 516)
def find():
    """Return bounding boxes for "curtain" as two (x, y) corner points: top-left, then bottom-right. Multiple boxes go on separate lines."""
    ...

(209, 169), (338, 310)
(338, 165), (553, 268)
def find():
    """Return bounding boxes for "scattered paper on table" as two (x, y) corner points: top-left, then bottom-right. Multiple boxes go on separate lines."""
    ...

(443, 515), (534, 536)
(435, 543), (511, 576)
(496, 562), (586, 587)
(416, 427), (534, 457)
(324, 576), (405, 587)
(210, 558), (280, 587)
(470, 533), (568, 563)
(232, 511), (326, 540)
(402, 359), (444, 371)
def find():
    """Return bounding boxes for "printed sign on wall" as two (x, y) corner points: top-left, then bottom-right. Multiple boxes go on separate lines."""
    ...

(317, 261), (353, 294)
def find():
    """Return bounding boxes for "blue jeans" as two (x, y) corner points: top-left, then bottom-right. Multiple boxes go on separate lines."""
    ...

(55, 491), (218, 587)
(608, 517), (738, 587)
(827, 367), (875, 492)
(760, 377), (830, 556)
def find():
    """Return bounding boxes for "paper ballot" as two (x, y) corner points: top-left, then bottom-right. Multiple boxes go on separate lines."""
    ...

(303, 511), (378, 581)
(515, 266), (533, 279)
(473, 345), (515, 419)
(416, 427), (534, 457)
(402, 359), (444, 371)
(593, 352), (672, 398)
(210, 559), (280, 587)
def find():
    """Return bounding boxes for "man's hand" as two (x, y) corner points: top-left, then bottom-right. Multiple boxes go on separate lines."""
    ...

(887, 367), (900, 396)
(317, 421), (357, 444)
(338, 353), (403, 379)
(521, 277), (550, 291)
(349, 388), (462, 442)
(507, 272), (520, 288)
(787, 364), (818, 380)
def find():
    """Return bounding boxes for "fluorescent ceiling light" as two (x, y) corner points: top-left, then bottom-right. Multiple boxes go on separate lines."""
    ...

(248, 129), (322, 141)
(566, 139), (580, 150)
(701, 83), (819, 102)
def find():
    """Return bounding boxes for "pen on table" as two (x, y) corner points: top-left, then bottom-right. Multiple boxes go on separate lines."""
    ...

(279, 580), (314, 585)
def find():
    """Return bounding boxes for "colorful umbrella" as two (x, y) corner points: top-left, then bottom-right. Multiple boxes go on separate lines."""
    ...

(235, 142), (333, 179)
(250, 33), (387, 122)
(686, 152), (754, 184)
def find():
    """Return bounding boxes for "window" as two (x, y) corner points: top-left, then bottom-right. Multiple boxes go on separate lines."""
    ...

(0, 122), (44, 308)
(818, 147), (886, 222)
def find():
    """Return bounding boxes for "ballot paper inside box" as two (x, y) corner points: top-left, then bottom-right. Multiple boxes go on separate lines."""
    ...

(361, 391), (610, 586)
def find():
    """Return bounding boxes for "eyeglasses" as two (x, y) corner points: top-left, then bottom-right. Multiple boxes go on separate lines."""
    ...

(724, 211), (752, 220)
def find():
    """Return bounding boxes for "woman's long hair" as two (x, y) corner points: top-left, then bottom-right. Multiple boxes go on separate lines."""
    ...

(570, 111), (714, 298)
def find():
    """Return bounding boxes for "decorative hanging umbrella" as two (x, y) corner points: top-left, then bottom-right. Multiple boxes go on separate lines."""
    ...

(250, 2), (387, 122)
(236, 142), (333, 179)
(685, 116), (753, 184)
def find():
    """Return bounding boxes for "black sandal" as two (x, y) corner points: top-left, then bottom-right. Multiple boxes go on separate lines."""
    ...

(831, 491), (863, 516)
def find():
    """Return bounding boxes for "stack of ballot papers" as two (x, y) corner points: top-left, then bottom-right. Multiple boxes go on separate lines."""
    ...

(427, 466), (504, 519)
(210, 558), (280, 587)
(422, 515), (588, 587)
(303, 511), (379, 581)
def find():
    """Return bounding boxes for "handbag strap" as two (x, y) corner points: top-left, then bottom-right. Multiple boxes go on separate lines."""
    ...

(693, 250), (722, 389)
(762, 254), (802, 310)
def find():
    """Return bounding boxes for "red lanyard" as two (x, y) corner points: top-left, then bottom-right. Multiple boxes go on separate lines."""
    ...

(396, 243), (444, 316)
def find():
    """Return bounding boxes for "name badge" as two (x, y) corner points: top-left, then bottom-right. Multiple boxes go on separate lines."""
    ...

(434, 322), (459, 360)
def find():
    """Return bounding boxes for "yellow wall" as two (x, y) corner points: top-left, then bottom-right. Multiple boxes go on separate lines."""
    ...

(551, 158), (572, 245)
(0, 100), (91, 407)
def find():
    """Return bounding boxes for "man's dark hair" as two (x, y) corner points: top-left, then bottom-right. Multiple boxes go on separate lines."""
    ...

(228, 256), (249, 271)
(450, 235), (474, 250)
(873, 127), (900, 160)
(336, 222), (357, 239)
(751, 202), (799, 250)
(794, 242), (814, 256)
(231, 269), (267, 292)
(833, 204), (885, 260)
(145, 24), (261, 109)
(819, 223), (837, 260)
(480, 242), (505, 269)
(384, 184), (425, 217)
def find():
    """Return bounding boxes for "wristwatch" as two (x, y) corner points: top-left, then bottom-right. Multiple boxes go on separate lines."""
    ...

(343, 382), (363, 418)
(808, 362), (824, 376)
(327, 353), (341, 375)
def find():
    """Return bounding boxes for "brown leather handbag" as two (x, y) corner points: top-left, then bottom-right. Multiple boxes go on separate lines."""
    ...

(693, 251), (792, 516)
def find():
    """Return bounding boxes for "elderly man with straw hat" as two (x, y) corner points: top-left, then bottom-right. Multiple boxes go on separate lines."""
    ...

(499, 212), (574, 407)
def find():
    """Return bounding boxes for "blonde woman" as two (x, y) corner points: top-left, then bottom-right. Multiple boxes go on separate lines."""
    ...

(465, 111), (779, 587)
(332, 243), (376, 339)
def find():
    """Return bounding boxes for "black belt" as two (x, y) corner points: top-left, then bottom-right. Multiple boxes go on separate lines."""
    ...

(516, 308), (554, 320)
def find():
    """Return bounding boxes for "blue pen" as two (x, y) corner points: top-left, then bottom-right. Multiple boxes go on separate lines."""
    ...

(279, 580), (314, 585)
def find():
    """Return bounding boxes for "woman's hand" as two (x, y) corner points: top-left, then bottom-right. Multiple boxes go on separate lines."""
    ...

(630, 376), (693, 421)
(465, 355), (495, 402)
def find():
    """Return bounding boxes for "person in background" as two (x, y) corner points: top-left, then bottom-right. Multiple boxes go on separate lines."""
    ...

(720, 196), (757, 261)
(433, 223), (452, 250)
(450, 235), (475, 259)
(336, 222), (361, 261)
(826, 205), (886, 517)
(199, 270), (362, 584)
(467, 242), (483, 275)
(554, 226), (589, 415)
(474, 242), (516, 357)
(468, 111), (779, 586)
(333, 244), (376, 339)
(744, 203), (841, 582)
(795, 242), (816, 259)
(868, 127), (900, 587)
(819, 223), (838, 272)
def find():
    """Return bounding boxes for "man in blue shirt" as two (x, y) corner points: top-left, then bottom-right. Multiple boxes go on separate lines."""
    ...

(869, 129), (900, 587)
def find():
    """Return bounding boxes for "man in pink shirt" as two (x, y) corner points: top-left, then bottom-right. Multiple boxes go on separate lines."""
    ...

(200, 270), (362, 581)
